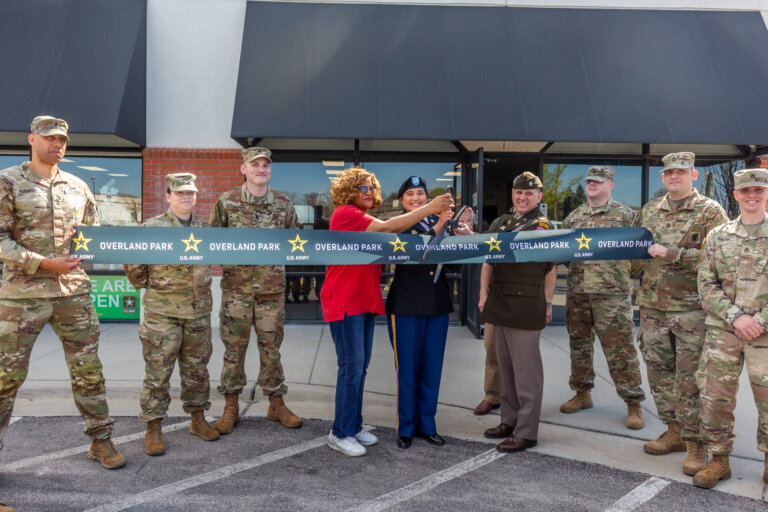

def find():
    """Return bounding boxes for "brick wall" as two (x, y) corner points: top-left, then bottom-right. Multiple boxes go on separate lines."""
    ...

(141, 148), (244, 221)
(758, 156), (768, 169)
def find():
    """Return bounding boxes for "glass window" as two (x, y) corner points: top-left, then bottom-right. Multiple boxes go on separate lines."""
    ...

(649, 160), (744, 219)
(0, 155), (143, 226)
(269, 161), (462, 321)
(542, 162), (642, 221)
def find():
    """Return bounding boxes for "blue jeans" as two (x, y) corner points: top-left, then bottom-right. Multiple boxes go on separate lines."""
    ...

(329, 313), (375, 438)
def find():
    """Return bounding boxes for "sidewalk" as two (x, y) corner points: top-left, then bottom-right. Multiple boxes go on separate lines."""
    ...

(12, 322), (767, 502)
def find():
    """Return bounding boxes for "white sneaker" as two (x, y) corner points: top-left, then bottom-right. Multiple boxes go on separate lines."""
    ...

(327, 432), (367, 456)
(355, 427), (378, 446)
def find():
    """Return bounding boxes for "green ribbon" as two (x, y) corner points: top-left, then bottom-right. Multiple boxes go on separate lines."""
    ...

(69, 226), (652, 265)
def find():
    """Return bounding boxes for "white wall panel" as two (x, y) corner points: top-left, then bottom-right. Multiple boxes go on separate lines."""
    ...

(147, 0), (246, 149)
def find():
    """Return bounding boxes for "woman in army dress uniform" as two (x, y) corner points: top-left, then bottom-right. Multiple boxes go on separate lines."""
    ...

(386, 176), (474, 449)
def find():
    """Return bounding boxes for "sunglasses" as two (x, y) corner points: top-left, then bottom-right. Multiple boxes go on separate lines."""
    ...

(358, 185), (377, 193)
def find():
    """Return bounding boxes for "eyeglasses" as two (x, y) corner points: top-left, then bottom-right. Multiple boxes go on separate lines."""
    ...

(358, 185), (377, 193)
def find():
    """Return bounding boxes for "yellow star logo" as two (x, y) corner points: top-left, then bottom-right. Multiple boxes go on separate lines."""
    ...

(181, 232), (203, 253)
(287, 234), (308, 253)
(72, 231), (92, 252)
(575, 232), (592, 250)
(389, 236), (407, 253)
(484, 237), (502, 252)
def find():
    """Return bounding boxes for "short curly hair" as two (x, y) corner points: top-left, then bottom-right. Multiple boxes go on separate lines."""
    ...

(330, 167), (382, 209)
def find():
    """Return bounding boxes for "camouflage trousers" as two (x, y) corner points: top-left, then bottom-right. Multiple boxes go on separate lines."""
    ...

(139, 310), (212, 422)
(218, 291), (286, 397)
(0, 295), (113, 450)
(697, 327), (768, 455)
(639, 307), (707, 441)
(565, 293), (644, 403)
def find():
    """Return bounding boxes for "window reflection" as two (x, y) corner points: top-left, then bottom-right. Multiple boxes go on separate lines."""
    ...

(270, 161), (462, 321)
(649, 160), (743, 219)
(542, 162), (642, 221)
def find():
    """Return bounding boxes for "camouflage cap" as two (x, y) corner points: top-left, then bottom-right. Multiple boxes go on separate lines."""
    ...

(242, 146), (272, 163)
(30, 116), (69, 141)
(734, 168), (768, 190)
(512, 171), (543, 190)
(660, 152), (695, 172)
(585, 166), (614, 183)
(166, 173), (198, 192)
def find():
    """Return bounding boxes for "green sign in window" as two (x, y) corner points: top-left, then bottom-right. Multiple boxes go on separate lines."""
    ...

(89, 275), (140, 321)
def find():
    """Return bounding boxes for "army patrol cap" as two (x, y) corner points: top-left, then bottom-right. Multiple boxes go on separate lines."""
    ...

(166, 173), (198, 192)
(734, 168), (768, 190)
(242, 146), (272, 163)
(513, 171), (543, 190)
(397, 176), (428, 198)
(660, 152), (695, 172)
(585, 166), (614, 183)
(30, 116), (69, 141)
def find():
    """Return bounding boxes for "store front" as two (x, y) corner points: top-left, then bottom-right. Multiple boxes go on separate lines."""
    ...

(3, 0), (768, 332)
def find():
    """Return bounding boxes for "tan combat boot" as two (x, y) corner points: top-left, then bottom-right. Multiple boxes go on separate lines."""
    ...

(190, 410), (220, 441)
(693, 454), (730, 489)
(214, 393), (240, 434)
(643, 422), (686, 455)
(626, 403), (644, 430)
(763, 453), (768, 485)
(683, 441), (707, 475)
(144, 418), (165, 455)
(267, 394), (303, 428)
(87, 438), (127, 469)
(0, 503), (17, 512)
(560, 391), (593, 414)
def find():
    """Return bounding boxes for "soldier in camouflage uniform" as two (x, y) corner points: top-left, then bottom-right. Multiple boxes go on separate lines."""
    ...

(209, 147), (302, 432)
(635, 152), (728, 476)
(693, 168), (768, 489)
(124, 173), (220, 456)
(0, 116), (125, 470)
(560, 167), (645, 429)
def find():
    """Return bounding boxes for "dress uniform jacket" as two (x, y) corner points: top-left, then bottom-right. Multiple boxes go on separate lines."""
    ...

(385, 215), (453, 316)
(482, 207), (553, 330)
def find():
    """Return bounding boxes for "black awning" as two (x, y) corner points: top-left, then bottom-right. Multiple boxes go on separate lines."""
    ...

(0, 0), (146, 146)
(232, 3), (768, 145)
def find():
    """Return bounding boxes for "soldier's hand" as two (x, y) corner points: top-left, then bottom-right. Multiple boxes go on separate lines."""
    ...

(733, 314), (764, 341)
(647, 244), (668, 258)
(478, 289), (487, 312)
(40, 257), (83, 275)
(427, 193), (455, 215)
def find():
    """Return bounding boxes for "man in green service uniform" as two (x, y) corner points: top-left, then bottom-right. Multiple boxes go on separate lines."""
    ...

(0, 116), (125, 470)
(210, 147), (302, 433)
(125, 173), (220, 456)
(693, 168), (768, 489)
(635, 152), (727, 476)
(479, 171), (557, 452)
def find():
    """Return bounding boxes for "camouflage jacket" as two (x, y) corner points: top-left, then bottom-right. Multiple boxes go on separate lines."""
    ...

(124, 209), (212, 319)
(635, 189), (728, 311)
(562, 200), (637, 295)
(0, 162), (99, 298)
(698, 217), (768, 332)
(209, 184), (297, 295)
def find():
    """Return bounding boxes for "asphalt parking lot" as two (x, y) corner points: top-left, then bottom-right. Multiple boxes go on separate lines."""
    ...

(1, 416), (765, 512)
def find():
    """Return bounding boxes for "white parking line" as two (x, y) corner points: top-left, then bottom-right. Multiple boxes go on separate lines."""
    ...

(604, 477), (670, 512)
(0, 418), (209, 472)
(347, 448), (506, 512)
(83, 435), (330, 512)
(9, 417), (21, 425)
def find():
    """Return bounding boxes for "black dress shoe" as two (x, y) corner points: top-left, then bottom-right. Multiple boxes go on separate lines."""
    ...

(416, 432), (445, 446)
(397, 436), (412, 449)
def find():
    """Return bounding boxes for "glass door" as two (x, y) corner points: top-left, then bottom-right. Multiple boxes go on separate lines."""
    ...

(462, 148), (483, 338)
